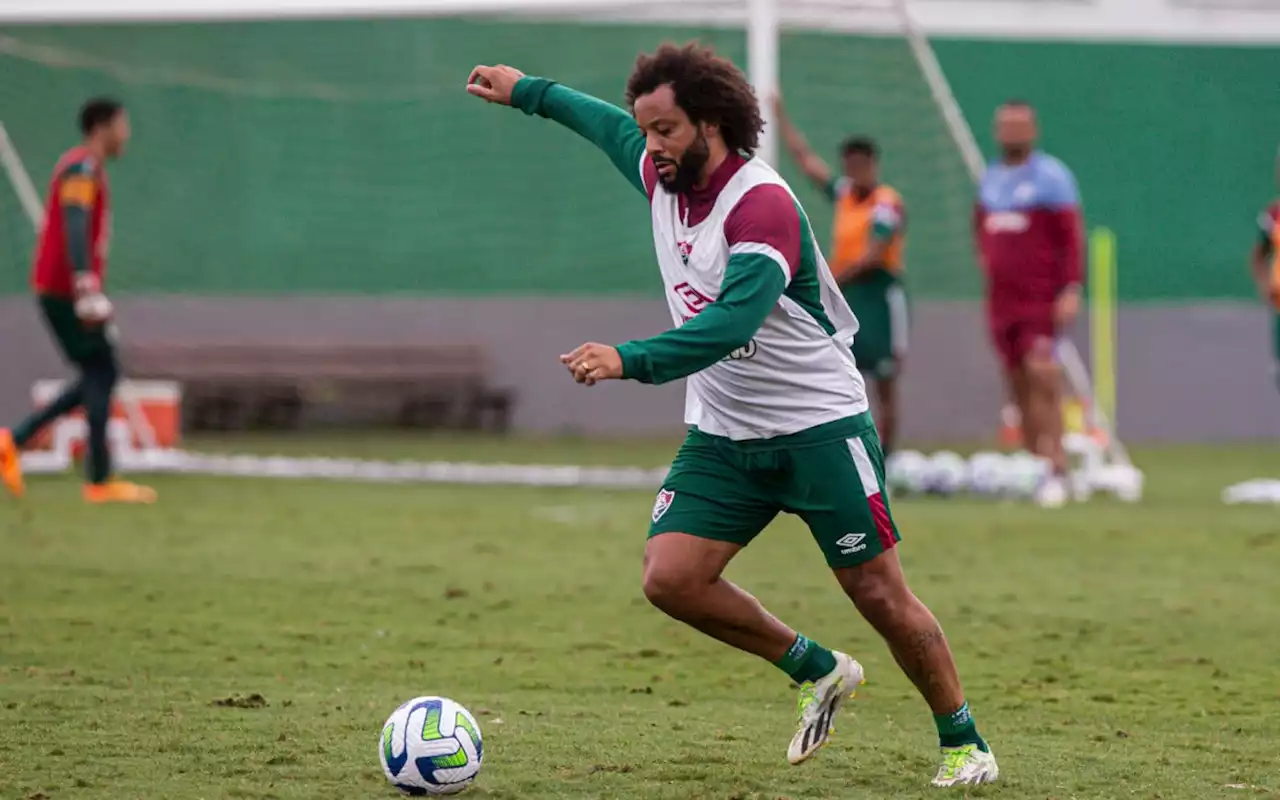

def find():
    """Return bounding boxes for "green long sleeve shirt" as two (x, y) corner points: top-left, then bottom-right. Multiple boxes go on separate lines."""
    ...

(61, 160), (95, 276)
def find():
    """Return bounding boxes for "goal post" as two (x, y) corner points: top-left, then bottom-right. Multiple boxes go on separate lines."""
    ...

(0, 122), (43, 223)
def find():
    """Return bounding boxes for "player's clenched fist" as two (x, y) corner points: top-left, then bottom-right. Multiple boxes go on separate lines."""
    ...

(466, 65), (526, 106)
(560, 343), (623, 386)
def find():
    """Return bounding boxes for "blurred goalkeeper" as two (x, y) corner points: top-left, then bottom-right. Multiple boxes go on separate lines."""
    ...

(0, 98), (156, 504)
(974, 100), (1082, 509)
(772, 96), (908, 455)
(1249, 148), (1280, 393)
(466, 43), (996, 787)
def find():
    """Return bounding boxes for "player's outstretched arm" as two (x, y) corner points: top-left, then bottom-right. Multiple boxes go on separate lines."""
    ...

(1040, 160), (1084, 323)
(468, 64), (648, 196)
(771, 94), (834, 197)
(614, 185), (800, 384)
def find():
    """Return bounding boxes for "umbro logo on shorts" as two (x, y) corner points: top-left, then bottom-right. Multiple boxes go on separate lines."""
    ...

(836, 533), (868, 555)
(652, 488), (675, 523)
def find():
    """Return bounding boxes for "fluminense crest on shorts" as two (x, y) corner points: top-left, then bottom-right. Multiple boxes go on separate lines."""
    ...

(652, 488), (675, 522)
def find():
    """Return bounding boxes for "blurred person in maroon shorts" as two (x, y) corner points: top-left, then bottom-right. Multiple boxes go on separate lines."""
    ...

(974, 101), (1083, 508)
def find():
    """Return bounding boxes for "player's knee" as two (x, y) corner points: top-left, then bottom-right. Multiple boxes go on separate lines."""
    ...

(1023, 354), (1060, 387)
(848, 575), (901, 621)
(641, 561), (702, 614)
(837, 556), (911, 621)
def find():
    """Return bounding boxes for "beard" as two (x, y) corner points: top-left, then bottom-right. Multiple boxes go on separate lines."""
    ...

(654, 132), (711, 195)
(1001, 143), (1032, 162)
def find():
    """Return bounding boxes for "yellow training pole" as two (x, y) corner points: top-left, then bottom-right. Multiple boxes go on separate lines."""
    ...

(1089, 227), (1118, 432)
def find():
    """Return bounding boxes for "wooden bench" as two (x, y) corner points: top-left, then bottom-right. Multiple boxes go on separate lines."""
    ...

(119, 341), (514, 433)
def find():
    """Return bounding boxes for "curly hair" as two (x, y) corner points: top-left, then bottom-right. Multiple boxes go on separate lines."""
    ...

(625, 42), (764, 157)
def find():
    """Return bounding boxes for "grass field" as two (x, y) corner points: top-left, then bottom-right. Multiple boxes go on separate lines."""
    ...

(1, 436), (1278, 800)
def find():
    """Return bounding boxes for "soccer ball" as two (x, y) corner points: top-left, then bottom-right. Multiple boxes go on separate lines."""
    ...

(1004, 451), (1052, 498)
(380, 696), (484, 795)
(885, 449), (931, 495)
(967, 451), (1006, 496)
(924, 451), (969, 496)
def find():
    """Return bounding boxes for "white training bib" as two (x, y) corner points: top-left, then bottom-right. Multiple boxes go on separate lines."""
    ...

(646, 156), (869, 440)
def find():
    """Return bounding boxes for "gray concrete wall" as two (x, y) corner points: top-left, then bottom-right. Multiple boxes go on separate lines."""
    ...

(2, 296), (1277, 443)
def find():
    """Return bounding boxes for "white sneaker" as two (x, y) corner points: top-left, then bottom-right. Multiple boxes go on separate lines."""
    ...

(1034, 474), (1069, 508)
(787, 651), (864, 765)
(931, 744), (999, 787)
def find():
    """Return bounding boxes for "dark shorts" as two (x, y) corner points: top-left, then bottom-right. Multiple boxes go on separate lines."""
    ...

(988, 312), (1055, 372)
(38, 295), (115, 367)
(648, 413), (901, 569)
(1273, 311), (1280, 362)
(844, 270), (909, 381)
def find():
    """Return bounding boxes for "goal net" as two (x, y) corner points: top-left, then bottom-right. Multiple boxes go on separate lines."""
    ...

(0, 0), (1131, 486)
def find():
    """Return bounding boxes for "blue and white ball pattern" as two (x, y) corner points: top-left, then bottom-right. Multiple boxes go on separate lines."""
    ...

(380, 696), (483, 795)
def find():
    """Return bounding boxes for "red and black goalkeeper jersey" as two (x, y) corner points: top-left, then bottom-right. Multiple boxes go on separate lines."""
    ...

(32, 146), (111, 297)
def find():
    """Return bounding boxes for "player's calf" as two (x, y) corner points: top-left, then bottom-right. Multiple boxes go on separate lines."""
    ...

(643, 532), (859, 765)
(834, 551), (992, 762)
(642, 533), (800, 662)
(1023, 350), (1065, 462)
(1022, 349), (1070, 507)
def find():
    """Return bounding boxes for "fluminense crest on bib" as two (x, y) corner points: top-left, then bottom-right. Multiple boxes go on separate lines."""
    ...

(677, 240), (693, 266)
(652, 488), (675, 522)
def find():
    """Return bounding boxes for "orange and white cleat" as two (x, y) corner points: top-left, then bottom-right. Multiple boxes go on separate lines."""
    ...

(83, 479), (157, 504)
(0, 428), (26, 499)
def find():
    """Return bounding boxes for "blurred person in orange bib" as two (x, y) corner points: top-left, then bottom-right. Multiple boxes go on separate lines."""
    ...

(0, 98), (156, 504)
(772, 96), (909, 455)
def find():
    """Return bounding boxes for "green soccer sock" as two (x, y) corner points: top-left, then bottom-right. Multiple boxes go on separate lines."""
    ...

(934, 701), (989, 751)
(773, 633), (838, 685)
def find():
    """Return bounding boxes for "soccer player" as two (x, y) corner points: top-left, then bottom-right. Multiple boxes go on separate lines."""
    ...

(0, 98), (157, 504)
(771, 97), (908, 455)
(466, 44), (997, 786)
(974, 100), (1082, 508)
(1250, 150), (1280, 393)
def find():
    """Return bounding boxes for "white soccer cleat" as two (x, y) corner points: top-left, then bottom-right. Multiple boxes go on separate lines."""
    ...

(931, 744), (999, 787)
(1034, 474), (1069, 508)
(787, 651), (864, 765)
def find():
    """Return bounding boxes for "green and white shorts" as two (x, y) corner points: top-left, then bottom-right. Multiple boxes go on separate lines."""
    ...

(648, 413), (901, 569)
(843, 270), (908, 381)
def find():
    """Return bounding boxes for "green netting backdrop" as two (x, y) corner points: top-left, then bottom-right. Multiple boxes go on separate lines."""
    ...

(0, 20), (1276, 300)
